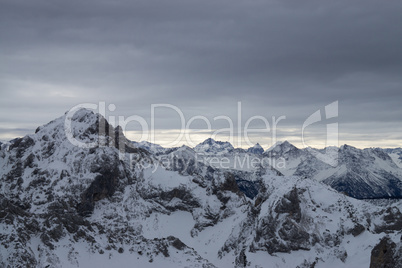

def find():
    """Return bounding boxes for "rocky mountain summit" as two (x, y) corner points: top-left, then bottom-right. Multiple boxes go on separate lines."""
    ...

(246, 143), (264, 155)
(0, 109), (401, 267)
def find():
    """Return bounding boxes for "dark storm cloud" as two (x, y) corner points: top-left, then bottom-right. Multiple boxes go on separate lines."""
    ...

(0, 0), (401, 147)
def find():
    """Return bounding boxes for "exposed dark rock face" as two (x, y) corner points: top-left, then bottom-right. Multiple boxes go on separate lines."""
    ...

(0, 195), (30, 224)
(168, 236), (186, 250)
(278, 217), (310, 249)
(9, 136), (35, 158)
(324, 171), (402, 199)
(235, 179), (259, 199)
(77, 144), (124, 216)
(235, 248), (248, 267)
(0, 195), (39, 267)
(222, 173), (241, 194)
(348, 223), (365, 237)
(274, 187), (302, 222)
(158, 187), (201, 211)
(209, 173), (243, 206)
(77, 164), (121, 217)
(375, 207), (402, 234)
(253, 187), (312, 254)
(255, 216), (311, 254)
(370, 237), (402, 268)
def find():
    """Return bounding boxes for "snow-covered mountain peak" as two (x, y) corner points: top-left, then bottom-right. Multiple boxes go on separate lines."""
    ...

(197, 138), (231, 147)
(23, 108), (135, 159)
(265, 140), (296, 153)
(339, 143), (358, 151)
(36, 107), (95, 131)
(31, 108), (114, 148)
(264, 141), (301, 159)
(193, 138), (234, 155)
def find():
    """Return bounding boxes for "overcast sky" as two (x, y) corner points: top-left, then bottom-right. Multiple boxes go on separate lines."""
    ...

(1, 0), (401, 149)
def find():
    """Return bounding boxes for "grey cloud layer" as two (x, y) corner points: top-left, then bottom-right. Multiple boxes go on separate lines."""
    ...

(0, 0), (401, 146)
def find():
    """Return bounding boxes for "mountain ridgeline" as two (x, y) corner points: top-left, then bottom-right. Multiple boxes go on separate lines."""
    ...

(135, 138), (402, 200)
(0, 109), (401, 267)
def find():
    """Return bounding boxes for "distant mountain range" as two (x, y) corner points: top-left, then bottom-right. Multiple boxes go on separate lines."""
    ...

(131, 138), (402, 199)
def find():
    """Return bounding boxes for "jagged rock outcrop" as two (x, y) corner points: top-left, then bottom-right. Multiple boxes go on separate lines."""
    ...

(370, 236), (402, 268)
